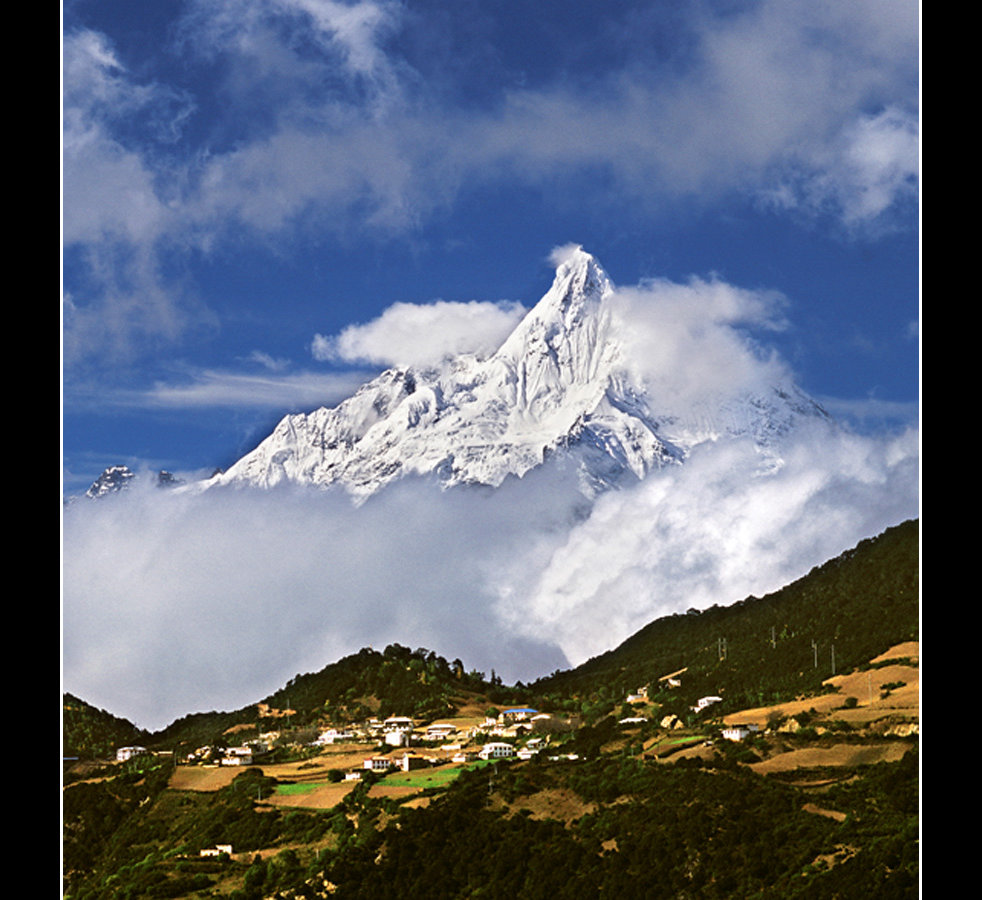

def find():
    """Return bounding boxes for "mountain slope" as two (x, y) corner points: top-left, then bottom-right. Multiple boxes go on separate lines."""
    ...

(63, 694), (150, 759)
(203, 248), (828, 499)
(530, 518), (919, 713)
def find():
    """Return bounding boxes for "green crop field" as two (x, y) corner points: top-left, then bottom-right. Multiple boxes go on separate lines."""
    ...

(275, 782), (321, 796)
(382, 759), (494, 789)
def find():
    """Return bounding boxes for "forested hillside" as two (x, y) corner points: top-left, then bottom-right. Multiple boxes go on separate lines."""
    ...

(527, 519), (919, 719)
(63, 520), (919, 899)
(143, 644), (501, 754)
(63, 694), (150, 760)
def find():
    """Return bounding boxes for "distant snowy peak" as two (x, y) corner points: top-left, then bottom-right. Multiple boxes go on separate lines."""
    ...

(206, 248), (829, 499)
(85, 466), (185, 499)
(86, 465), (135, 499)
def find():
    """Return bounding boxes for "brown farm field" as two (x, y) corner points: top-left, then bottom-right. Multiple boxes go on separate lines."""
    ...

(720, 642), (919, 731)
(749, 742), (912, 774)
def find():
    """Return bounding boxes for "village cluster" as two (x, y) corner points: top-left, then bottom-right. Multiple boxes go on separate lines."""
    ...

(119, 705), (576, 773)
(115, 684), (762, 775)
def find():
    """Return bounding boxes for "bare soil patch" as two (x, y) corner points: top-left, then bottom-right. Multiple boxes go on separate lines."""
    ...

(368, 784), (424, 801)
(264, 782), (355, 810)
(500, 787), (596, 825)
(802, 802), (847, 822)
(168, 766), (241, 792)
(263, 752), (368, 781)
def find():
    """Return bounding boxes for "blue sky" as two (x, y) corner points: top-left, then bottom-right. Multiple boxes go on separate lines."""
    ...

(62, 1), (919, 729)
(63, 0), (919, 496)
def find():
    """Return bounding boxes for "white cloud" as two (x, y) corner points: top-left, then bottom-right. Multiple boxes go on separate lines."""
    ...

(62, 29), (205, 366)
(63, 2), (918, 367)
(312, 299), (528, 368)
(247, 350), (291, 372)
(62, 467), (579, 730)
(68, 0), (920, 251)
(62, 29), (190, 246)
(608, 276), (792, 421)
(494, 424), (920, 666)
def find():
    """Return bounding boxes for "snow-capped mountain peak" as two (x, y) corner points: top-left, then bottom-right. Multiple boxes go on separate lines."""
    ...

(202, 249), (827, 500)
(85, 465), (135, 499)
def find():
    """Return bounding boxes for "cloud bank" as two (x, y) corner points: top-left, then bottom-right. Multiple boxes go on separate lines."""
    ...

(62, 419), (917, 732)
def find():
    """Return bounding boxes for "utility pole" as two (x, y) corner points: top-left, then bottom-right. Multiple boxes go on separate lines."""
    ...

(831, 644), (836, 675)
(770, 626), (776, 649)
(812, 640), (818, 668)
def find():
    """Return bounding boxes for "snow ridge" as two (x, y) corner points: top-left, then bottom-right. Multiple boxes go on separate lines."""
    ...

(204, 248), (827, 500)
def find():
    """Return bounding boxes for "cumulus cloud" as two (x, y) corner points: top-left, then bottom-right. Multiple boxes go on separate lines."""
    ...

(761, 106), (919, 230)
(69, 0), (920, 246)
(607, 275), (793, 422)
(311, 299), (528, 368)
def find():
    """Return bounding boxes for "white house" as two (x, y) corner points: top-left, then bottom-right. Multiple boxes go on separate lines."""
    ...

(200, 844), (233, 857)
(383, 716), (415, 746)
(220, 746), (254, 766)
(721, 724), (760, 742)
(383, 716), (414, 732)
(116, 746), (147, 762)
(425, 723), (457, 740)
(692, 696), (723, 713)
(317, 728), (355, 745)
(479, 742), (515, 760)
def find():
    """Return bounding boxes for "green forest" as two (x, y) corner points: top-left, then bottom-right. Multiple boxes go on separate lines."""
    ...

(63, 740), (918, 899)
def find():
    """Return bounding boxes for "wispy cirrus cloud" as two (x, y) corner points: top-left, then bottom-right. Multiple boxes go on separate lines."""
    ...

(110, 368), (373, 411)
